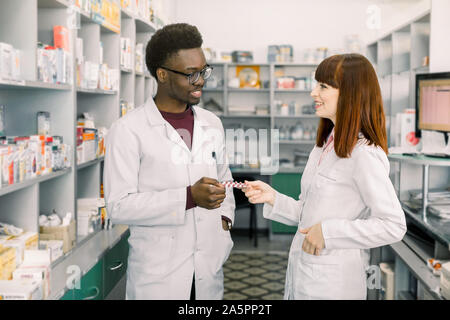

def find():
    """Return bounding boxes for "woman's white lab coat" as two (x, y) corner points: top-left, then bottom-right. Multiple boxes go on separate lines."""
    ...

(104, 98), (235, 300)
(264, 138), (406, 300)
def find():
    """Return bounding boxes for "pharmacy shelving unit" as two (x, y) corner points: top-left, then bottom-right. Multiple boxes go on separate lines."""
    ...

(366, 6), (450, 300)
(366, 11), (431, 147)
(203, 62), (319, 173)
(202, 62), (319, 235)
(0, 0), (161, 300)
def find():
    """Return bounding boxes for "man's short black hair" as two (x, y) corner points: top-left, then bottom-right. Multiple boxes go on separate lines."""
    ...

(146, 23), (203, 79)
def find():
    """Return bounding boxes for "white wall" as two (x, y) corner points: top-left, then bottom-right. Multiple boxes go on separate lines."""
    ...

(366, 0), (431, 44)
(173, 0), (376, 63)
(430, 0), (450, 72)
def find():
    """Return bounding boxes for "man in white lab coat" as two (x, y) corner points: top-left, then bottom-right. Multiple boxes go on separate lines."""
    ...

(104, 23), (235, 300)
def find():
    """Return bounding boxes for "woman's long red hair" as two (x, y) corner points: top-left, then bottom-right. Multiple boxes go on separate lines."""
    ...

(315, 53), (388, 157)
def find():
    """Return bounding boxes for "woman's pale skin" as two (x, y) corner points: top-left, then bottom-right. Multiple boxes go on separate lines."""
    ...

(243, 82), (339, 256)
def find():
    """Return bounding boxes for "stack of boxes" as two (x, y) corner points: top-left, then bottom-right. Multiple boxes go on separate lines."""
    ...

(0, 135), (72, 189)
(0, 218), (73, 299)
(0, 108), (72, 190)
(0, 244), (16, 281)
(76, 127), (97, 164)
(121, 0), (154, 22)
(75, 37), (119, 91)
(0, 228), (39, 281)
(90, 0), (120, 33)
(37, 26), (73, 85)
(76, 114), (107, 165)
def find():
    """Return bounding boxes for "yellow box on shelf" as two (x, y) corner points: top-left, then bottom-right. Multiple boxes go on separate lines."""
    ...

(14, 232), (38, 251)
(0, 245), (16, 280)
(90, 0), (120, 34)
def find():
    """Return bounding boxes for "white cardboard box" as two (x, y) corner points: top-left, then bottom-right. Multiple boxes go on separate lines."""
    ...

(13, 250), (51, 299)
(0, 279), (43, 300)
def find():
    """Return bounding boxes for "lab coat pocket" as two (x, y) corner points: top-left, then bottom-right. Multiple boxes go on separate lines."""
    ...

(314, 172), (337, 190)
(129, 227), (175, 276)
(299, 252), (343, 299)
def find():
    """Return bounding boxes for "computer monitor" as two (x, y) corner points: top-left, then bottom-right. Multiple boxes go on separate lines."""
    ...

(415, 72), (450, 138)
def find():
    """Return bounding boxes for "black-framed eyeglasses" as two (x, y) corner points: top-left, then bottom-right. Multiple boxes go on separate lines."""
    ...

(160, 65), (213, 84)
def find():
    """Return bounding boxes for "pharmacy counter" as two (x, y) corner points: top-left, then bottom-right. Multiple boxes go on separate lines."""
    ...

(48, 225), (130, 300)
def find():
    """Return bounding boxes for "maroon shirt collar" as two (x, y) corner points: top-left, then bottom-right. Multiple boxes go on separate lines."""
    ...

(158, 105), (193, 120)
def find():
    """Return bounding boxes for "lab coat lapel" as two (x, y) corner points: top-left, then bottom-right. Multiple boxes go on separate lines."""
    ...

(316, 148), (338, 174)
(143, 98), (190, 154)
(191, 107), (212, 158)
(165, 122), (191, 154)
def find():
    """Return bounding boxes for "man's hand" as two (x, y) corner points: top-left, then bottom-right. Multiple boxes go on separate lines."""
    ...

(191, 177), (226, 210)
(299, 223), (325, 256)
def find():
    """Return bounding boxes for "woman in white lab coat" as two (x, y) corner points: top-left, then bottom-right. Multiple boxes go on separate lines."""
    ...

(243, 53), (407, 300)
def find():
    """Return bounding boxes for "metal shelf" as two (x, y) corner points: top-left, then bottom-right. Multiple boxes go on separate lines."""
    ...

(121, 8), (135, 19)
(0, 168), (72, 197)
(76, 87), (117, 95)
(77, 157), (105, 170)
(402, 204), (450, 250)
(120, 67), (133, 74)
(390, 239), (444, 300)
(37, 0), (70, 8)
(388, 154), (450, 167)
(0, 79), (72, 91)
(135, 17), (156, 33)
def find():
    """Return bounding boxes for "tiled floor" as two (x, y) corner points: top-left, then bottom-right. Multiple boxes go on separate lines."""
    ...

(223, 233), (293, 300)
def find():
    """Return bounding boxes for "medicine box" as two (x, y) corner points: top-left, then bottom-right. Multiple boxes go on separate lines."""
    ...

(0, 42), (13, 80)
(39, 219), (76, 254)
(39, 240), (63, 262)
(54, 26), (69, 52)
(14, 231), (39, 251)
(13, 249), (51, 299)
(0, 245), (16, 280)
(1, 239), (25, 266)
(0, 279), (43, 300)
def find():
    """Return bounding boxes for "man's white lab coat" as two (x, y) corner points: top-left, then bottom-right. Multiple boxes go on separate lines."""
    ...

(264, 139), (406, 299)
(104, 98), (235, 300)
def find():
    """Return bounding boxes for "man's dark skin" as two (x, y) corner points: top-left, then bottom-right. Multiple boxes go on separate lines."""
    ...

(154, 47), (229, 228)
